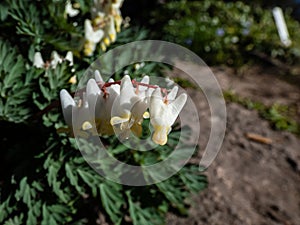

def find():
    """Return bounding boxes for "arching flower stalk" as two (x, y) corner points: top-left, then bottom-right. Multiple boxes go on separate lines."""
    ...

(60, 71), (187, 145)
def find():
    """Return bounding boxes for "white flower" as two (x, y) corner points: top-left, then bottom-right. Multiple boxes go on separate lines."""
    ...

(94, 70), (104, 83)
(86, 75), (120, 135)
(101, 16), (116, 48)
(107, 15), (117, 42)
(110, 75), (149, 138)
(60, 89), (92, 136)
(33, 52), (45, 68)
(33, 51), (74, 69)
(60, 89), (75, 127)
(111, 0), (123, 32)
(149, 88), (187, 145)
(65, 1), (80, 17)
(89, 0), (123, 53)
(84, 19), (104, 43)
(50, 51), (63, 69)
(84, 19), (104, 56)
(65, 51), (74, 66)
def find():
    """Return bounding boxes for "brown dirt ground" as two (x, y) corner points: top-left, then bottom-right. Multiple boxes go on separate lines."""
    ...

(166, 65), (300, 225)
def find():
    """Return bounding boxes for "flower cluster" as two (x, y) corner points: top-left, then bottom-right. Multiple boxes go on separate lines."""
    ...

(33, 51), (76, 84)
(33, 51), (74, 69)
(60, 71), (187, 145)
(84, 0), (124, 56)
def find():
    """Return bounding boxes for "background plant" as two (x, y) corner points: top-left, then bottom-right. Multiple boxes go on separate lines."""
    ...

(150, 0), (300, 68)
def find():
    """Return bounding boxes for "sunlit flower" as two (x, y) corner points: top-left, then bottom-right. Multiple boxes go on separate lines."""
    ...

(150, 88), (187, 145)
(60, 73), (187, 145)
(60, 89), (93, 137)
(110, 75), (149, 138)
(86, 74), (120, 135)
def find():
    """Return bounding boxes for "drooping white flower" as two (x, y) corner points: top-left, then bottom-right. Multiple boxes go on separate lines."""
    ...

(84, 19), (104, 56)
(86, 76), (120, 136)
(84, 19), (104, 43)
(60, 89), (75, 127)
(60, 70), (121, 136)
(107, 15), (117, 43)
(65, 51), (74, 66)
(100, 16), (116, 50)
(149, 88), (187, 145)
(33, 51), (74, 69)
(60, 89), (92, 136)
(110, 75), (149, 138)
(50, 51), (63, 69)
(65, 1), (80, 17)
(33, 52), (45, 69)
(111, 0), (123, 32)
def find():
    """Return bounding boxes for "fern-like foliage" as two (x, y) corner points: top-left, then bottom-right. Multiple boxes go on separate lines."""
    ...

(0, 39), (33, 122)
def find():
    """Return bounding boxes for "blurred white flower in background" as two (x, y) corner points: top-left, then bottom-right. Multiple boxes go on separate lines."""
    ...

(84, 0), (124, 55)
(84, 19), (104, 56)
(33, 51), (76, 84)
(65, 1), (80, 18)
(33, 51), (74, 69)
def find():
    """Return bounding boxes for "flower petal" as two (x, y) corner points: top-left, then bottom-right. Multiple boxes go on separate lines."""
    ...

(169, 93), (187, 125)
(120, 75), (135, 107)
(167, 86), (178, 101)
(33, 52), (45, 68)
(107, 16), (116, 42)
(60, 89), (75, 126)
(94, 70), (104, 83)
(51, 51), (62, 68)
(85, 19), (104, 43)
(152, 125), (170, 145)
(150, 88), (164, 118)
(65, 51), (73, 66)
(138, 75), (149, 92)
(86, 79), (100, 97)
(86, 79), (101, 117)
(65, 1), (79, 17)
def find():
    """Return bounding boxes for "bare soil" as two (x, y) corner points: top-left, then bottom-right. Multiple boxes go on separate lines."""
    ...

(166, 65), (300, 225)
